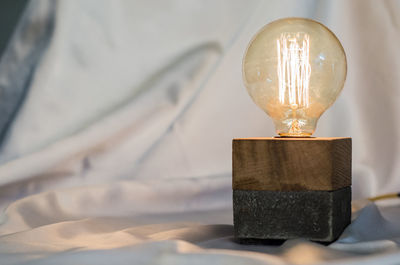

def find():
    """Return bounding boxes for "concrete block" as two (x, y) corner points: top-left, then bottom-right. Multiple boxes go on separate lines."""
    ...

(233, 187), (351, 243)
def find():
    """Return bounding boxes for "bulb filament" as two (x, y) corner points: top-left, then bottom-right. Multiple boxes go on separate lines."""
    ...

(277, 32), (311, 109)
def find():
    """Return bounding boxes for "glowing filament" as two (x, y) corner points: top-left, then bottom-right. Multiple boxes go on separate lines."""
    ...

(277, 32), (311, 108)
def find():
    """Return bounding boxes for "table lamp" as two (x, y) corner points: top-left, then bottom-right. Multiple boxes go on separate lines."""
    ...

(233, 18), (351, 243)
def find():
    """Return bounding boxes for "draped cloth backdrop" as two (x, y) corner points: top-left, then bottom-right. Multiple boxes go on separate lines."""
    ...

(0, 0), (399, 264)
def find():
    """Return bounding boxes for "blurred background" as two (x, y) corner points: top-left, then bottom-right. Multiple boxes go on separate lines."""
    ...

(0, 0), (399, 264)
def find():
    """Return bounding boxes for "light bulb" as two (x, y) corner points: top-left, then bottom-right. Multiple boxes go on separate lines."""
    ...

(243, 18), (347, 137)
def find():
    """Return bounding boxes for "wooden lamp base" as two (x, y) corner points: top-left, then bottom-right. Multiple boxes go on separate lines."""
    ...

(232, 137), (352, 243)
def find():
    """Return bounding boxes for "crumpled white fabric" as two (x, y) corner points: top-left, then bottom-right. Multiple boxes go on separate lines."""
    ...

(0, 0), (400, 264)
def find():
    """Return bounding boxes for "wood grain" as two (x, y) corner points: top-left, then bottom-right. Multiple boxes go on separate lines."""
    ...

(232, 137), (351, 191)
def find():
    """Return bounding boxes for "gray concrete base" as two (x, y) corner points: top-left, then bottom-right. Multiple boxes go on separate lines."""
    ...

(233, 187), (351, 243)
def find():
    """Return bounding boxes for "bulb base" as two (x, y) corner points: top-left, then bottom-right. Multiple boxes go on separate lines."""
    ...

(278, 133), (313, 138)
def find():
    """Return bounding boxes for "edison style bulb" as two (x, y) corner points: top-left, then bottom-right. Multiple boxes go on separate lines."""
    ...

(243, 18), (347, 136)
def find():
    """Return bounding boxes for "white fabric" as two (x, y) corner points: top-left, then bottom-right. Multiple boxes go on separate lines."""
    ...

(0, 0), (400, 264)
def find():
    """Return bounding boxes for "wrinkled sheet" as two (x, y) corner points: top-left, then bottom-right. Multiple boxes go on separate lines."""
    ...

(0, 0), (400, 264)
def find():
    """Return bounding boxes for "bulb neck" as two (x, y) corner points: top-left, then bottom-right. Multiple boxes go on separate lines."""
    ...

(273, 116), (317, 137)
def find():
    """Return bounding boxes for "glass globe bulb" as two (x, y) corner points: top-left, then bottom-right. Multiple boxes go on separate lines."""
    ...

(243, 18), (347, 137)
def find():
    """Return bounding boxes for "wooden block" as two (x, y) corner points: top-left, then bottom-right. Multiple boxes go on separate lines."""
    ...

(232, 137), (351, 191)
(233, 187), (351, 242)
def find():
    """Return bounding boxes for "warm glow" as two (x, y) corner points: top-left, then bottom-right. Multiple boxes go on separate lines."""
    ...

(243, 18), (347, 136)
